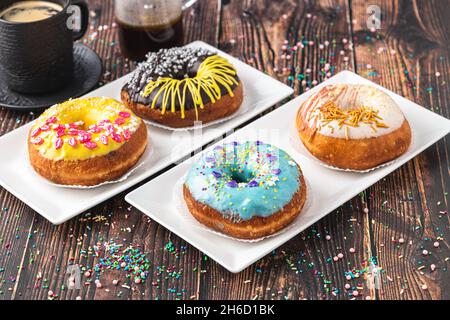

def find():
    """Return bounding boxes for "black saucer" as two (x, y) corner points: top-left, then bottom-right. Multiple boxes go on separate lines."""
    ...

(0, 44), (102, 111)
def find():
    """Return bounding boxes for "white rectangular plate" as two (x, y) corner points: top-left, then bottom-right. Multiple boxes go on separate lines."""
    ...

(125, 70), (450, 273)
(0, 41), (293, 224)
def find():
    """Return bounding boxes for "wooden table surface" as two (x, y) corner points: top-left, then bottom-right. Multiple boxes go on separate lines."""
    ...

(0, 0), (449, 300)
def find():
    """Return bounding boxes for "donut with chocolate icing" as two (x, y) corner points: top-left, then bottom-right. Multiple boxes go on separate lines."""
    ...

(121, 47), (244, 128)
(296, 84), (412, 170)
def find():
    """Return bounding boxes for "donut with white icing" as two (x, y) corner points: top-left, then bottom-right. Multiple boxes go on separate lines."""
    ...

(296, 84), (412, 170)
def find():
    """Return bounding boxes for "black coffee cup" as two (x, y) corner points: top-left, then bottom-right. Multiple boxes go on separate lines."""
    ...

(0, 0), (89, 94)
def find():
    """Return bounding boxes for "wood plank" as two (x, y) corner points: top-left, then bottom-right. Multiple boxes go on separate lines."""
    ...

(0, 102), (38, 300)
(0, 60), (40, 301)
(351, 0), (450, 300)
(0, 195), (35, 299)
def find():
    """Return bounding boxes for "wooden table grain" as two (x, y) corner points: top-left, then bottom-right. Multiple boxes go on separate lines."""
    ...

(0, 0), (449, 300)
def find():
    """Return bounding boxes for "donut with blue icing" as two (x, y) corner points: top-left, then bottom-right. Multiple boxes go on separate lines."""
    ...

(183, 141), (307, 239)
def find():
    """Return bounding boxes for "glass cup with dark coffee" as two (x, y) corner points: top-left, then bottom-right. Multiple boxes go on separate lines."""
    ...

(0, 0), (89, 94)
(115, 0), (198, 61)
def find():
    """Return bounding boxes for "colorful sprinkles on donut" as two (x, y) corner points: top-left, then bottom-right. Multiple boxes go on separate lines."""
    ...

(29, 97), (142, 161)
(185, 141), (302, 222)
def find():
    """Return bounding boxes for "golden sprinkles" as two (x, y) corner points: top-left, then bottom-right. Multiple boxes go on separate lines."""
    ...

(318, 100), (389, 139)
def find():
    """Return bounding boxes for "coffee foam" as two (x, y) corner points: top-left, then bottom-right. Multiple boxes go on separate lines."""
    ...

(0, 1), (63, 23)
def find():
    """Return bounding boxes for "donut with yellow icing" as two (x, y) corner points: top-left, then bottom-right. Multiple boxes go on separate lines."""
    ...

(121, 47), (243, 128)
(28, 97), (148, 186)
(296, 84), (412, 170)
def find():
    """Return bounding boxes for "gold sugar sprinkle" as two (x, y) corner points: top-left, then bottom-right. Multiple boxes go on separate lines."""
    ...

(318, 100), (389, 131)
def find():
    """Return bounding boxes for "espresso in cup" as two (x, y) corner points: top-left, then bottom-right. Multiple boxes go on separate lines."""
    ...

(0, 0), (88, 94)
(0, 1), (63, 23)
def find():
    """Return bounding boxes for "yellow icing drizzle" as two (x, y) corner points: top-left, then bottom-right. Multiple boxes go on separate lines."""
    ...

(142, 55), (239, 119)
(29, 97), (142, 161)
